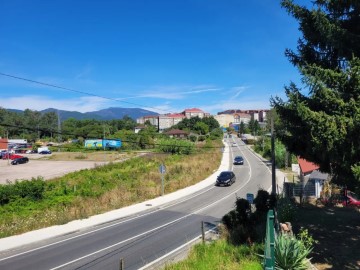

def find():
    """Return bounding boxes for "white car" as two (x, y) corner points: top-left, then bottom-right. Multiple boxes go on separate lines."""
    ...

(232, 142), (237, 146)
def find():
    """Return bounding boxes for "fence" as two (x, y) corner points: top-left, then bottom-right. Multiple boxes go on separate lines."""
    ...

(283, 182), (316, 198)
(263, 209), (275, 269)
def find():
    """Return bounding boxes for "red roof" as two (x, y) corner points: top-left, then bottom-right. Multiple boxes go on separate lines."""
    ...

(184, 108), (203, 112)
(298, 157), (320, 174)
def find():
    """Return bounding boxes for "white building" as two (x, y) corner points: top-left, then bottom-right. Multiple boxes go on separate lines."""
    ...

(136, 108), (209, 131)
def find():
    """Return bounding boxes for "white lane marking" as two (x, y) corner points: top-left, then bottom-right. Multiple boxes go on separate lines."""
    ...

(242, 142), (272, 174)
(0, 186), (216, 263)
(138, 226), (216, 270)
(138, 235), (200, 270)
(0, 140), (241, 266)
(231, 138), (252, 180)
(0, 142), (233, 262)
(49, 169), (253, 270)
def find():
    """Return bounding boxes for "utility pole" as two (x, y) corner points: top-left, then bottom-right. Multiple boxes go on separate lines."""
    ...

(7, 130), (10, 166)
(103, 125), (106, 162)
(57, 110), (61, 152)
(271, 116), (276, 195)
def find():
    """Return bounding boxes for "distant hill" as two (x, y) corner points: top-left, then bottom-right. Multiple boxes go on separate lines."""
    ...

(7, 107), (158, 121)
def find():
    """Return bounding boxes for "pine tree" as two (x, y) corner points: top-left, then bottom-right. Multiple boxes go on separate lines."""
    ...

(272, 0), (360, 190)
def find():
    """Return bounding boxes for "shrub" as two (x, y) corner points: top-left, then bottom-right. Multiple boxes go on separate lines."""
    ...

(274, 233), (312, 270)
(277, 197), (297, 223)
(157, 139), (194, 155)
(0, 178), (46, 205)
(189, 135), (197, 142)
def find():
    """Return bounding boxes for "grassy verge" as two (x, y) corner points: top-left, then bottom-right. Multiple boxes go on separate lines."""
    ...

(0, 142), (222, 238)
(164, 239), (263, 270)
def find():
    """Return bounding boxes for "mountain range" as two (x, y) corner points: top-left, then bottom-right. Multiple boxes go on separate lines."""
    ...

(8, 107), (158, 121)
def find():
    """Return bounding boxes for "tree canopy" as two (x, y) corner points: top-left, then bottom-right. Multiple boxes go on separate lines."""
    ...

(272, 0), (360, 190)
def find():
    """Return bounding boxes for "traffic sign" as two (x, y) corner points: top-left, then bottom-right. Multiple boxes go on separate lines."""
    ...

(246, 193), (254, 204)
(159, 164), (166, 174)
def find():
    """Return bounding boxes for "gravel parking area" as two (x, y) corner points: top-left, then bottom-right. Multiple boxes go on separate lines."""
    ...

(0, 156), (106, 184)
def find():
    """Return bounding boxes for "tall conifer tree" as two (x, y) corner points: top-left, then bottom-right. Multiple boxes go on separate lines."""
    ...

(272, 0), (360, 189)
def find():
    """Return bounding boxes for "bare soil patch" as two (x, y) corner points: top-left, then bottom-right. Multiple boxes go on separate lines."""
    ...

(0, 151), (137, 184)
(293, 204), (360, 270)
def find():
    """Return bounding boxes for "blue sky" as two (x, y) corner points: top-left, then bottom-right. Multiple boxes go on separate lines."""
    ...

(0, 0), (309, 115)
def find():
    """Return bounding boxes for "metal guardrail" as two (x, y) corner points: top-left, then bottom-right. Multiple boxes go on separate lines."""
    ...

(264, 209), (275, 270)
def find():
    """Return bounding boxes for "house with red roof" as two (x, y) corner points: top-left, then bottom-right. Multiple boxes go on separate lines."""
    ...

(165, 129), (189, 139)
(297, 157), (329, 198)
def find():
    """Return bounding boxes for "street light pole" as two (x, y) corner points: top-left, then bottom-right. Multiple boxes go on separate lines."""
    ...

(271, 117), (276, 195)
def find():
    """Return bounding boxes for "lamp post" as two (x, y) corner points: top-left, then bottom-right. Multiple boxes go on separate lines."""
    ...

(271, 117), (276, 195)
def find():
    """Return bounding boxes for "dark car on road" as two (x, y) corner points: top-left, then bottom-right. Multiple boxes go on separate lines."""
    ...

(216, 171), (236, 186)
(39, 150), (52, 154)
(233, 156), (244, 165)
(11, 157), (29, 165)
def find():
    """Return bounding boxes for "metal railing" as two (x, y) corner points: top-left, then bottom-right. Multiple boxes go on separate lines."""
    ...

(264, 209), (275, 269)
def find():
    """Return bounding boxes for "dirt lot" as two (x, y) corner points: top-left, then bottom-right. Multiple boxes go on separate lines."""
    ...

(294, 204), (360, 270)
(0, 151), (135, 184)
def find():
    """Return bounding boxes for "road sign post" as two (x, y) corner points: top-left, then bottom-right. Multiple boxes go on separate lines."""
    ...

(246, 193), (254, 204)
(159, 164), (166, 196)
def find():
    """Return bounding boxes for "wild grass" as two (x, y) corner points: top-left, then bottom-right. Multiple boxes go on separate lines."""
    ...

(164, 239), (263, 270)
(0, 142), (222, 238)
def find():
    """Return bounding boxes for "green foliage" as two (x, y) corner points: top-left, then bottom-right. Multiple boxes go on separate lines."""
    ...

(164, 239), (262, 270)
(157, 138), (194, 155)
(193, 122), (209, 135)
(274, 233), (312, 270)
(0, 178), (46, 205)
(172, 116), (219, 136)
(189, 135), (197, 142)
(222, 190), (277, 245)
(209, 127), (223, 140)
(277, 197), (297, 223)
(273, 1), (360, 190)
(253, 189), (276, 213)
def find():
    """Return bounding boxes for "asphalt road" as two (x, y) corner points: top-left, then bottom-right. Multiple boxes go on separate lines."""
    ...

(0, 137), (272, 270)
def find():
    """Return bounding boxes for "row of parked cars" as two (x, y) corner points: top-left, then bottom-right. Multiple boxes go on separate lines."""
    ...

(0, 150), (52, 165)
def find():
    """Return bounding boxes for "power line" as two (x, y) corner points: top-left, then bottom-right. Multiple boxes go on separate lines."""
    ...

(0, 72), (172, 114)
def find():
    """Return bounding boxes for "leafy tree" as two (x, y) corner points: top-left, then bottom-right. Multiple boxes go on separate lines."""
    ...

(239, 121), (245, 135)
(272, 0), (360, 189)
(193, 122), (209, 135)
(209, 127), (223, 140)
(201, 116), (220, 130)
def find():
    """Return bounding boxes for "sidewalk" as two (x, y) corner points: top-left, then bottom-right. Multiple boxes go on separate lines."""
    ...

(0, 143), (231, 252)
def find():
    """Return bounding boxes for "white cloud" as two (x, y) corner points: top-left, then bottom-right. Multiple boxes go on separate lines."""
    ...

(0, 95), (113, 113)
(201, 95), (271, 115)
(115, 85), (221, 101)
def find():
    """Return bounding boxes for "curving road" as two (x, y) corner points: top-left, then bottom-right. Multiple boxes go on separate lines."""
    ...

(0, 137), (272, 270)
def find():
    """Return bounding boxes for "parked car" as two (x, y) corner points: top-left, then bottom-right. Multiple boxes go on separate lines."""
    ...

(233, 156), (244, 165)
(343, 191), (360, 207)
(39, 150), (52, 154)
(11, 157), (29, 165)
(216, 171), (236, 186)
(2, 153), (24, 160)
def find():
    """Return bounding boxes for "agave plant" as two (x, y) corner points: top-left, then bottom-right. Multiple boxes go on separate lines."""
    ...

(274, 233), (312, 270)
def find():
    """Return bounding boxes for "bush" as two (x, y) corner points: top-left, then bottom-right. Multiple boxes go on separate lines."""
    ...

(0, 178), (46, 205)
(157, 138), (194, 155)
(274, 233), (312, 270)
(277, 197), (297, 223)
(189, 135), (197, 142)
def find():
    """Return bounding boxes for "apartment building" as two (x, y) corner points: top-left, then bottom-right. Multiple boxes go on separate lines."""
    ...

(137, 108), (208, 131)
